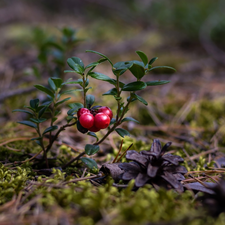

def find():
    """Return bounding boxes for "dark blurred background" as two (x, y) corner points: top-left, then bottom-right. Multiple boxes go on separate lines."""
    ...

(0, 0), (225, 123)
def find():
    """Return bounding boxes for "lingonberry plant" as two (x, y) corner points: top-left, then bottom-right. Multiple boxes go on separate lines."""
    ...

(13, 50), (175, 169)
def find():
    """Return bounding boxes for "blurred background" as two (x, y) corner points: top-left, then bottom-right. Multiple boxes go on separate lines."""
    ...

(0, 0), (225, 137)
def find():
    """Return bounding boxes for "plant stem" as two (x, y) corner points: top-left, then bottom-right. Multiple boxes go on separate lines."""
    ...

(62, 151), (85, 169)
(83, 75), (87, 108)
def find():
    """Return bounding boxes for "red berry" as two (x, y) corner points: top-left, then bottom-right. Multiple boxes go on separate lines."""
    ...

(77, 108), (90, 118)
(88, 124), (100, 132)
(94, 112), (110, 129)
(98, 106), (113, 119)
(79, 113), (94, 129)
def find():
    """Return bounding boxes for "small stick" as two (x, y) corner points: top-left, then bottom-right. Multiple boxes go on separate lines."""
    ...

(116, 143), (133, 163)
(112, 139), (123, 163)
(63, 174), (99, 184)
(188, 174), (210, 188)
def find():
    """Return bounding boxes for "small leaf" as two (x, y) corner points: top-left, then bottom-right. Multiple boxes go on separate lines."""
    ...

(86, 95), (95, 108)
(67, 58), (84, 74)
(55, 97), (71, 107)
(148, 57), (158, 65)
(122, 81), (147, 92)
(81, 157), (98, 169)
(131, 93), (148, 105)
(146, 80), (171, 86)
(149, 66), (176, 71)
(86, 50), (113, 66)
(48, 78), (56, 91)
(62, 79), (83, 85)
(129, 61), (145, 79)
(12, 109), (33, 116)
(85, 144), (100, 156)
(30, 99), (39, 109)
(18, 121), (37, 129)
(112, 61), (133, 76)
(88, 72), (116, 85)
(34, 85), (54, 98)
(85, 62), (99, 69)
(136, 51), (148, 65)
(77, 120), (88, 134)
(64, 70), (76, 73)
(38, 106), (48, 118)
(43, 126), (58, 135)
(30, 118), (47, 123)
(102, 88), (118, 96)
(51, 77), (63, 89)
(121, 117), (139, 123)
(110, 118), (116, 125)
(115, 128), (130, 138)
(69, 102), (84, 109)
(87, 132), (99, 141)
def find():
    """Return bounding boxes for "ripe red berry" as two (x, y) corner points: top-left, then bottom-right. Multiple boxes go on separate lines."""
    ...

(79, 113), (94, 129)
(88, 124), (100, 132)
(94, 112), (110, 129)
(77, 108), (90, 118)
(98, 106), (113, 119)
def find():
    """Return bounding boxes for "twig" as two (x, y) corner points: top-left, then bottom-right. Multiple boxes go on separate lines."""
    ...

(62, 151), (85, 169)
(63, 174), (99, 184)
(116, 143), (133, 163)
(112, 139), (123, 163)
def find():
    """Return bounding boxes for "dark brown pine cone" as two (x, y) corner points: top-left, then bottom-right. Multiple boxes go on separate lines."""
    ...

(118, 139), (187, 192)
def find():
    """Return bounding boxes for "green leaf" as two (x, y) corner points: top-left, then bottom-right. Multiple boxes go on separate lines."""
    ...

(34, 85), (54, 98)
(149, 66), (176, 72)
(122, 81), (147, 92)
(88, 72), (117, 86)
(136, 51), (148, 66)
(41, 100), (53, 106)
(102, 88), (118, 96)
(85, 144), (100, 156)
(110, 118), (116, 125)
(55, 97), (71, 107)
(121, 117), (139, 123)
(86, 95), (95, 108)
(69, 102), (84, 109)
(67, 58), (84, 74)
(38, 106), (48, 118)
(129, 61), (145, 79)
(85, 62), (99, 69)
(112, 61), (133, 76)
(131, 93), (148, 105)
(146, 80), (171, 86)
(61, 89), (83, 95)
(48, 78), (56, 91)
(30, 99), (39, 109)
(62, 79), (83, 85)
(115, 128), (130, 138)
(18, 121), (37, 129)
(86, 50), (113, 66)
(12, 109), (33, 116)
(148, 57), (158, 65)
(77, 120), (88, 134)
(51, 77), (63, 89)
(87, 132), (99, 141)
(64, 70), (76, 73)
(30, 118), (47, 123)
(81, 157), (98, 169)
(43, 126), (58, 135)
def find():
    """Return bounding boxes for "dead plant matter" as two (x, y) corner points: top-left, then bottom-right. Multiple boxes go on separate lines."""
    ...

(118, 139), (187, 192)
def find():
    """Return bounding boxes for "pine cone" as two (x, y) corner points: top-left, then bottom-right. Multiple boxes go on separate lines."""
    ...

(118, 139), (187, 192)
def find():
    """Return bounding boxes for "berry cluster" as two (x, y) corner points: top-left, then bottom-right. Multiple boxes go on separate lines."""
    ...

(77, 106), (113, 133)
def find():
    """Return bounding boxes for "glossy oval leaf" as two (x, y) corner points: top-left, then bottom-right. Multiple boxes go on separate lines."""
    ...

(86, 50), (113, 66)
(87, 132), (99, 141)
(18, 121), (37, 129)
(122, 81), (147, 92)
(102, 88), (118, 96)
(85, 144), (100, 156)
(69, 57), (84, 69)
(12, 109), (33, 116)
(30, 99), (39, 109)
(34, 85), (54, 98)
(148, 57), (158, 65)
(51, 77), (63, 89)
(132, 93), (148, 105)
(48, 78), (56, 91)
(86, 95), (95, 108)
(77, 120), (88, 134)
(146, 80), (171, 86)
(55, 97), (71, 107)
(67, 58), (84, 74)
(112, 61), (133, 76)
(68, 102), (84, 109)
(149, 66), (176, 72)
(129, 61), (145, 79)
(43, 126), (58, 135)
(136, 51), (148, 66)
(81, 157), (98, 169)
(121, 117), (139, 123)
(115, 128), (130, 138)
(88, 72), (116, 85)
